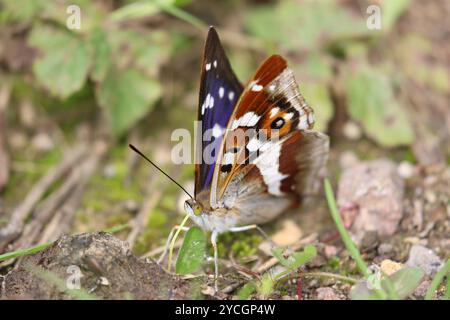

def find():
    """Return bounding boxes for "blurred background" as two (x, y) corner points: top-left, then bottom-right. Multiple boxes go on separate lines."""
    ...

(0, 0), (448, 260)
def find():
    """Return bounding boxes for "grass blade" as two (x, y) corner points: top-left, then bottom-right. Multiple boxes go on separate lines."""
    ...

(425, 259), (450, 300)
(324, 178), (387, 299)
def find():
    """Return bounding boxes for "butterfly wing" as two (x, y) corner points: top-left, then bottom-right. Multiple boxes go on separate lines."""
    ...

(210, 55), (329, 214)
(195, 27), (243, 198)
(222, 130), (329, 225)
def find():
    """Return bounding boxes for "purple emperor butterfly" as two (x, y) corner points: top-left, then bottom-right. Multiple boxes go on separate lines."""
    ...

(133, 27), (329, 290)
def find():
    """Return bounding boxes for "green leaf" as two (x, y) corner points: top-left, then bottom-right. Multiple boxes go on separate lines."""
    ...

(301, 83), (333, 132)
(257, 273), (275, 299)
(97, 67), (162, 137)
(43, 0), (108, 33)
(381, 0), (412, 31)
(175, 227), (207, 275)
(345, 65), (414, 147)
(108, 29), (170, 77)
(294, 54), (334, 132)
(28, 25), (92, 98)
(237, 281), (256, 300)
(350, 281), (381, 300)
(272, 244), (317, 271)
(0, 0), (45, 23)
(245, 0), (368, 51)
(388, 267), (424, 299)
(89, 27), (111, 82)
(109, 0), (173, 22)
(350, 267), (424, 300)
(425, 259), (450, 300)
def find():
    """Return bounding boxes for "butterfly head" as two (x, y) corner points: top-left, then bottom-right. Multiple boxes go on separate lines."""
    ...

(184, 198), (203, 217)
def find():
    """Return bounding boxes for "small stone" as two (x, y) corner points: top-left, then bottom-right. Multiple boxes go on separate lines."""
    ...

(271, 220), (302, 246)
(424, 190), (437, 204)
(380, 259), (403, 276)
(316, 287), (340, 300)
(99, 277), (110, 286)
(342, 121), (362, 140)
(397, 161), (416, 179)
(406, 245), (443, 276)
(103, 164), (116, 178)
(337, 159), (404, 238)
(201, 286), (216, 297)
(378, 243), (393, 256)
(124, 200), (139, 213)
(31, 132), (54, 151)
(324, 245), (338, 258)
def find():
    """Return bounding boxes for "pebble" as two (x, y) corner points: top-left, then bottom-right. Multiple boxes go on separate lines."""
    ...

(316, 287), (341, 300)
(99, 277), (110, 286)
(377, 243), (393, 256)
(342, 121), (362, 140)
(31, 132), (54, 151)
(337, 158), (404, 238)
(406, 245), (443, 276)
(380, 259), (403, 276)
(324, 245), (338, 258)
(397, 161), (416, 179)
(271, 220), (303, 246)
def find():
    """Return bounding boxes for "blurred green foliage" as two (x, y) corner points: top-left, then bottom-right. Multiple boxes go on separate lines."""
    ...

(0, 0), (421, 147)
(1, 0), (175, 137)
(1, 0), (431, 263)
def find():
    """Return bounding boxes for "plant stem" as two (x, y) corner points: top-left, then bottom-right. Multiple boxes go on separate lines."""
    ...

(324, 179), (387, 300)
(167, 214), (190, 273)
(277, 271), (359, 285)
(0, 242), (52, 262)
(425, 259), (450, 300)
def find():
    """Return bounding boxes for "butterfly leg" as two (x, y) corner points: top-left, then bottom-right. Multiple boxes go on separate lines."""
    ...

(157, 225), (189, 264)
(229, 224), (274, 245)
(211, 230), (219, 292)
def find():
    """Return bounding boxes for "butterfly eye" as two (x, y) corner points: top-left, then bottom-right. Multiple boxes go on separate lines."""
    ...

(271, 117), (285, 129)
(193, 203), (202, 216)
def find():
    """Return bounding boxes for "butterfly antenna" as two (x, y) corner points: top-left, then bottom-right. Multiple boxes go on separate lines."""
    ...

(129, 144), (194, 199)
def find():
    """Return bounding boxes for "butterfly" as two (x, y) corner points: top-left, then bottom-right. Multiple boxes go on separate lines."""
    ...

(135, 27), (329, 291)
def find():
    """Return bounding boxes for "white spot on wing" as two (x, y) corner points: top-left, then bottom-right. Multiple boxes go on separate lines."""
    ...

(254, 142), (287, 196)
(247, 137), (263, 152)
(228, 91), (235, 101)
(201, 93), (211, 115)
(205, 63), (211, 71)
(219, 87), (224, 98)
(213, 60), (217, 68)
(212, 123), (224, 138)
(251, 82), (263, 92)
(270, 107), (280, 118)
(307, 112), (314, 125)
(223, 152), (234, 165)
(283, 112), (294, 121)
(298, 114), (308, 129)
(231, 112), (261, 130)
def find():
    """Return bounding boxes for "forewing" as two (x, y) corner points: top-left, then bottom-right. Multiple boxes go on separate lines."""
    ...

(195, 27), (243, 198)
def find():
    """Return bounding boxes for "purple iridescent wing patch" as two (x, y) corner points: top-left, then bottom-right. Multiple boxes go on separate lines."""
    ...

(195, 27), (243, 196)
